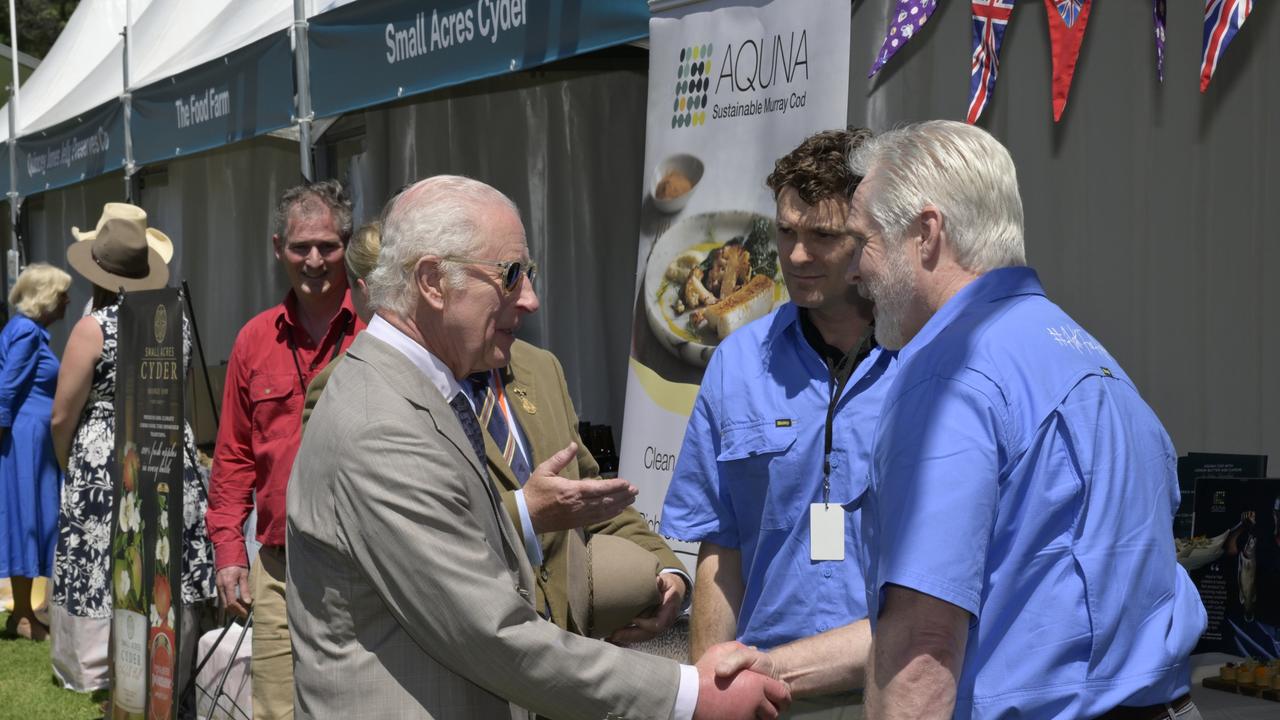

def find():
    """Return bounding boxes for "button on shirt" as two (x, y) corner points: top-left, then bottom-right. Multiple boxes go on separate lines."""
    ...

(662, 303), (896, 649)
(207, 290), (363, 569)
(860, 267), (1206, 719)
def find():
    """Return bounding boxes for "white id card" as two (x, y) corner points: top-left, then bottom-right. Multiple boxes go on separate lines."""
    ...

(810, 503), (845, 561)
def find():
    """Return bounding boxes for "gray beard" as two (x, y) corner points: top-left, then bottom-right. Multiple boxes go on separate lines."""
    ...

(865, 244), (915, 350)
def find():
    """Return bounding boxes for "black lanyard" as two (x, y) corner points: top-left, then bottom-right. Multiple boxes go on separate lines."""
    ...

(286, 316), (349, 395)
(821, 330), (873, 507)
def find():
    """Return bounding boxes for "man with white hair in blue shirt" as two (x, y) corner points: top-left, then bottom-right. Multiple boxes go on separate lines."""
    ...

(710, 120), (1207, 720)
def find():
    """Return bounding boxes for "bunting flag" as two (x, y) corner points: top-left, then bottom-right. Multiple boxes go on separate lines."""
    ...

(1201, 0), (1254, 92)
(869, 0), (939, 77)
(1153, 0), (1167, 83)
(967, 0), (1019, 124)
(1044, 0), (1094, 122)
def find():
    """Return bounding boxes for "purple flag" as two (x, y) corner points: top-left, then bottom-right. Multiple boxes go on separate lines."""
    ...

(870, 0), (939, 77)
(1153, 0), (1167, 82)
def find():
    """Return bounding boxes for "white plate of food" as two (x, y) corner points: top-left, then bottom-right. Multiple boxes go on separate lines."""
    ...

(1175, 530), (1228, 572)
(644, 210), (789, 366)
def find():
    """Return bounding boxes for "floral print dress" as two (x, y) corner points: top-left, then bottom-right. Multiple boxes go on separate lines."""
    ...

(53, 302), (215, 618)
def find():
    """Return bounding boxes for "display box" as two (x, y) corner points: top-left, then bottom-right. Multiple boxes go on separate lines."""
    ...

(1188, 474), (1280, 659)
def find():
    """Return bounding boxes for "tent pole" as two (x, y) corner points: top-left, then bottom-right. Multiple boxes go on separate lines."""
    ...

(7, 0), (18, 123)
(5, 87), (17, 306)
(122, 0), (136, 202)
(5, 0), (20, 304)
(293, 0), (314, 181)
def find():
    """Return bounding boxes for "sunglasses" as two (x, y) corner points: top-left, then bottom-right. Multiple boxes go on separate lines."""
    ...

(445, 255), (538, 292)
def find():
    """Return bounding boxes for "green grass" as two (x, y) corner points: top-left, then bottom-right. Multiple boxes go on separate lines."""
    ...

(0, 611), (104, 720)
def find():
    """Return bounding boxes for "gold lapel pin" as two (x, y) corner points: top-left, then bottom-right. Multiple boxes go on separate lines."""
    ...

(511, 386), (537, 415)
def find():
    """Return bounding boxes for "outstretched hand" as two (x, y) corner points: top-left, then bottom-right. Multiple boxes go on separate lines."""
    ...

(707, 641), (778, 683)
(523, 443), (638, 533)
(693, 641), (790, 719)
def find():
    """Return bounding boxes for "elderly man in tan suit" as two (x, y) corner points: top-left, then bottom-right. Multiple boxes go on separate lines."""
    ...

(286, 175), (788, 719)
(301, 217), (689, 644)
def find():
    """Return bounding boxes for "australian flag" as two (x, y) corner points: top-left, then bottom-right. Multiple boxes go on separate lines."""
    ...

(967, 0), (1019, 124)
(1201, 0), (1254, 92)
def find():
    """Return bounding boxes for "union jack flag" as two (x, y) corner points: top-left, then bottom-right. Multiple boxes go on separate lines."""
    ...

(1201, 0), (1253, 92)
(968, 0), (1018, 124)
(1055, 0), (1085, 27)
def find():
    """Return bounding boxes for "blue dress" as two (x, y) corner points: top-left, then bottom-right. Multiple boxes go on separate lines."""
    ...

(0, 313), (63, 578)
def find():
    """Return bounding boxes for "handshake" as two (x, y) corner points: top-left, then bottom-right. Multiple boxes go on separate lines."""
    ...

(693, 642), (789, 719)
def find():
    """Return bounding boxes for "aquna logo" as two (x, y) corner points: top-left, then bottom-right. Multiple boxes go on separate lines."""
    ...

(714, 29), (809, 94)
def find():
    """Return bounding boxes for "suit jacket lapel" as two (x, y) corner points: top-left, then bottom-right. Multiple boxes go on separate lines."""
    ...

(348, 333), (529, 572)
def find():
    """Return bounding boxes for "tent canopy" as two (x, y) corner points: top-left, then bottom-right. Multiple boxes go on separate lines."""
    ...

(1, 0), (649, 196)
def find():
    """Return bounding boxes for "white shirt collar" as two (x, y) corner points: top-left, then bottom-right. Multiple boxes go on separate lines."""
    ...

(365, 314), (464, 403)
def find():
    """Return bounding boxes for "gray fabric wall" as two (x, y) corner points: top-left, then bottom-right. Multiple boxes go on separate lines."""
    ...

(18, 138), (305, 373)
(849, 0), (1279, 464)
(14, 59), (648, 436)
(17, 171), (127, 338)
(335, 61), (650, 433)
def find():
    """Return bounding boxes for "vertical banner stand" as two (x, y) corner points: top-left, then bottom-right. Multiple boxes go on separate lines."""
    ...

(110, 288), (186, 719)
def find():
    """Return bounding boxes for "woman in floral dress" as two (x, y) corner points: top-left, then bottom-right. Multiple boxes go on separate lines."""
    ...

(50, 205), (214, 692)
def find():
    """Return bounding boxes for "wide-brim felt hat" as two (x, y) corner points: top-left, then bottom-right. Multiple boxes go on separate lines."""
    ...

(569, 533), (662, 639)
(66, 215), (169, 292)
(72, 202), (173, 265)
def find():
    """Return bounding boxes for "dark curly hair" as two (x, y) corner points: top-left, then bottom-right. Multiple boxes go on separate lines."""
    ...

(766, 127), (874, 205)
(272, 179), (354, 244)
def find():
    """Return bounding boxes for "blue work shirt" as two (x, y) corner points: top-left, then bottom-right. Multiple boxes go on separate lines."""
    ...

(662, 302), (896, 649)
(859, 267), (1206, 719)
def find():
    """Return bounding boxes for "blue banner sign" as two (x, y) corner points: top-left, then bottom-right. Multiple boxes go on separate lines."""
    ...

(309, 0), (649, 117)
(132, 31), (295, 167)
(15, 101), (125, 196)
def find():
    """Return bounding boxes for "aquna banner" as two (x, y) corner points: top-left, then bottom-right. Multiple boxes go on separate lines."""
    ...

(618, 0), (850, 567)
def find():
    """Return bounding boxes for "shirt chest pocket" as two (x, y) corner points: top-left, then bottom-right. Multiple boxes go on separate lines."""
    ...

(716, 421), (802, 530)
(249, 373), (300, 442)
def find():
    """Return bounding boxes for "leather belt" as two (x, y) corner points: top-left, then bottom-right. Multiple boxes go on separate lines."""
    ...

(1095, 693), (1193, 720)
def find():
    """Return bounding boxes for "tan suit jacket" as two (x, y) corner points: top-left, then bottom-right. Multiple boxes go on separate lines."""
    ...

(303, 339), (686, 633)
(286, 332), (680, 719)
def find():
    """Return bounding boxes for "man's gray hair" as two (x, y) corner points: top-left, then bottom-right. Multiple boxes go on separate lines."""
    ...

(272, 179), (354, 243)
(365, 175), (520, 317)
(849, 120), (1025, 272)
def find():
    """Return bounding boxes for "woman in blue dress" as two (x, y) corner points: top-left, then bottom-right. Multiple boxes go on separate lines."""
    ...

(1, 263), (72, 640)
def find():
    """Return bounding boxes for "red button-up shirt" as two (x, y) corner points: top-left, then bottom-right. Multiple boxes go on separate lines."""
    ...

(207, 290), (364, 569)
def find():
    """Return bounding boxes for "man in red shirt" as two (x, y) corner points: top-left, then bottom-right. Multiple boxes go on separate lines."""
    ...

(207, 180), (365, 720)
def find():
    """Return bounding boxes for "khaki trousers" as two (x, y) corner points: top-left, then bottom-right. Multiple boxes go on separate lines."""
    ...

(250, 545), (293, 720)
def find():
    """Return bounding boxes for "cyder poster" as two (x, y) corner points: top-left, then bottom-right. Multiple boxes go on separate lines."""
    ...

(111, 288), (185, 719)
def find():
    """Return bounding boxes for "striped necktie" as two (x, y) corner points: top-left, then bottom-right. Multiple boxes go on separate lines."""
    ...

(469, 371), (532, 485)
(448, 392), (488, 476)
